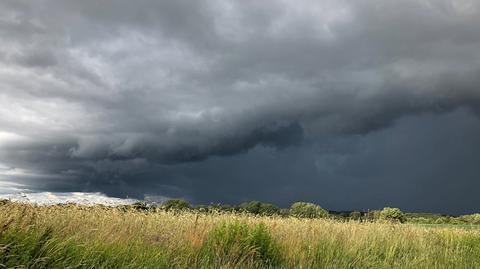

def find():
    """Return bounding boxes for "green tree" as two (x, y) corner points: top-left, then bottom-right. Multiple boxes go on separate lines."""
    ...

(379, 207), (406, 223)
(238, 201), (279, 215)
(162, 199), (191, 211)
(290, 202), (328, 218)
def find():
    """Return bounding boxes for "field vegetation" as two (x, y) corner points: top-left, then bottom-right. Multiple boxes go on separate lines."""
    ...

(1, 199), (480, 268)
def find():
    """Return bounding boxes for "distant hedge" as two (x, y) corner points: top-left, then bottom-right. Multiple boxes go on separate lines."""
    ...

(100, 198), (480, 224)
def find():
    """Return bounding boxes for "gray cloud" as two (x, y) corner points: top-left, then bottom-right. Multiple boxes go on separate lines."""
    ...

(1, 0), (480, 213)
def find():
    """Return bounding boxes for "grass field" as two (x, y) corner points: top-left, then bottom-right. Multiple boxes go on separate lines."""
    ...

(1, 202), (480, 268)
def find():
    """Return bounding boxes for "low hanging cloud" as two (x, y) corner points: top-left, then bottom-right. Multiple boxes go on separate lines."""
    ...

(0, 192), (138, 206)
(1, 0), (480, 212)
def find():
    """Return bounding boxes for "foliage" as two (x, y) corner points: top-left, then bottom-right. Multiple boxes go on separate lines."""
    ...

(290, 202), (328, 218)
(197, 203), (235, 213)
(459, 214), (480, 225)
(407, 213), (480, 225)
(379, 207), (406, 223)
(162, 199), (191, 211)
(238, 201), (279, 216)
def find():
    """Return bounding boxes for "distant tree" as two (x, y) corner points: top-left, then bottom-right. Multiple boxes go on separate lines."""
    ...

(379, 207), (406, 223)
(290, 202), (328, 218)
(239, 201), (261, 214)
(258, 203), (280, 215)
(162, 199), (191, 211)
(239, 201), (279, 215)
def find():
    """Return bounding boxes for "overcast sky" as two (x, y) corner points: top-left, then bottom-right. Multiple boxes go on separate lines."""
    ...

(1, 0), (480, 214)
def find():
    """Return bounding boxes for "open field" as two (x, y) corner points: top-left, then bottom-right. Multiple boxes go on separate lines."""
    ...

(1, 202), (480, 268)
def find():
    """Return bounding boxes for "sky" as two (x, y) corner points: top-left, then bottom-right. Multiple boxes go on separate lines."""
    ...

(1, 0), (480, 214)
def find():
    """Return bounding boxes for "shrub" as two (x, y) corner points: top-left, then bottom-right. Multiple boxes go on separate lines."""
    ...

(409, 217), (431, 224)
(290, 202), (328, 218)
(379, 207), (406, 223)
(200, 221), (282, 267)
(162, 199), (190, 211)
(238, 201), (279, 216)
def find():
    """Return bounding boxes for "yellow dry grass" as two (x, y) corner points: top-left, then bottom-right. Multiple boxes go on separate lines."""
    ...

(1, 203), (480, 268)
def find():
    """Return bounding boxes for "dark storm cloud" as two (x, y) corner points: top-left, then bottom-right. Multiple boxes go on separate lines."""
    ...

(1, 0), (480, 213)
(133, 108), (480, 214)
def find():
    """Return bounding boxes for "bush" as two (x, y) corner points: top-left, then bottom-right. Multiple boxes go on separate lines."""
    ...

(200, 221), (282, 267)
(379, 207), (406, 223)
(408, 217), (431, 224)
(290, 202), (328, 218)
(238, 201), (279, 216)
(162, 199), (190, 211)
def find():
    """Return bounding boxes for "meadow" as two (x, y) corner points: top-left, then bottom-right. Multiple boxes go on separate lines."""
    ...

(1, 201), (480, 268)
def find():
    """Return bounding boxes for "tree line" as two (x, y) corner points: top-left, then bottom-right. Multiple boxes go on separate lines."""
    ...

(127, 199), (411, 222)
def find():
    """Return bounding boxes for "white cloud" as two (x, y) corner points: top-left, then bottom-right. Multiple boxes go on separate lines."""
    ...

(0, 192), (138, 206)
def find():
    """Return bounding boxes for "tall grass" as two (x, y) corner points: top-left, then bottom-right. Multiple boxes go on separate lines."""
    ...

(1, 202), (479, 268)
(199, 221), (282, 268)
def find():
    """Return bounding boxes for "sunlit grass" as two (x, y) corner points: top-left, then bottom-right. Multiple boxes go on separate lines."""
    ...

(1, 202), (480, 268)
